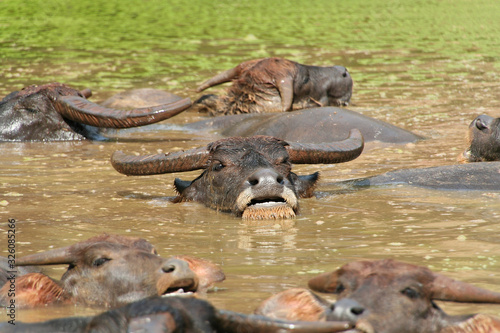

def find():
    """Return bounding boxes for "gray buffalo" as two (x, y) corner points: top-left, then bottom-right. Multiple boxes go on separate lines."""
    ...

(0, 234), (224, 308)
(194, 57), (354, 115)
(185, 107), (423, 144)
(111, 132), (364, 219)
(338, 114), (500, 191)
(0, 83), (191, 141)
(257, 259), (500, 333)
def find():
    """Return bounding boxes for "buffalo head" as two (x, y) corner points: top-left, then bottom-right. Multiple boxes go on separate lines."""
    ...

(111, 130), (364, 219)
(461, 114), (500, 162)
(305, 259), (500, 333)
(0, 82), (191, 141)
(0, 234), (224, 308)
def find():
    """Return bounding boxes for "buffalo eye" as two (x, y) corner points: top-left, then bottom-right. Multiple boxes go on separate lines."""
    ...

(23, 107), (39, 113)
(401, 287), (420, 299)
(334, 283), (346, 294)
(275, 156), (289, 165)
(92, 257), (111, 267)
(212, 162), (225, 171)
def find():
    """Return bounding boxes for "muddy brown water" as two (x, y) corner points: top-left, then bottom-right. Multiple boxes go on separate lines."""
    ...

(2, 0), (500, 324)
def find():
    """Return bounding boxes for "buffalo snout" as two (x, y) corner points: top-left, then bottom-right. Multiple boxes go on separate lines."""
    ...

(330, 298), (366, 322)
(157, 257), (198, 295)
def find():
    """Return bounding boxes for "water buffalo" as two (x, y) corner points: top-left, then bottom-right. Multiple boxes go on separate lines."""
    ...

(333, 114), (500, 191)
(0, 234), (224, 308)
(460, 114), (500, 162)
(111, 131), (364, 219)
(185, 107), (423, 144)
(3, 295), (355, 333)
(257, 259), (500, 333)
(0, 82), (191, 141)
(194, 57), (354, 115)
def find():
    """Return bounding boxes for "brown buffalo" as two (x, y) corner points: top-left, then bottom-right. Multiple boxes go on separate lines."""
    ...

(460, 114), (500, 162)
(0, 82), (191, 141)
(194, 57), (353, 115)
(2, 295), (356, 333)
(257, 259), (500, 333)
(111, 131), (364, 219)
(0, 234), (224, 308)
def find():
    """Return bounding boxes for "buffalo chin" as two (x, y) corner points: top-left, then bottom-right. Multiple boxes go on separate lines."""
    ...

(242, 202), (296, 220)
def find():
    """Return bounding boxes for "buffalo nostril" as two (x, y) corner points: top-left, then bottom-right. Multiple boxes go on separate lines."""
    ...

(351, 306), (364, 316)
(162, 264), (176, 273)
(247, 169), (283, 186)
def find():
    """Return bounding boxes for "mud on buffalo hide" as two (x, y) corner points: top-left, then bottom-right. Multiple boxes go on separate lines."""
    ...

(0, 83), (191, 141)
(194, 57), (354, 115)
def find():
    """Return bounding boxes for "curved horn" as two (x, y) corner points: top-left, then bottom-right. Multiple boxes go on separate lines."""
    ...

(111, 147), (210, 175)
(286, 129), (364, 164)
(430, 273), (500, 304)
(52, 95), (192, 128)
(196, 66), (241, 92)
(216, 310), (354, 332)
(16, 246), (75, 266)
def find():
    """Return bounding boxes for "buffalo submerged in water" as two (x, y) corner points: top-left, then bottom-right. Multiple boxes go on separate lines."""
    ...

(0, 234), (224, 308)
(111, 131), (364, 219)
(0, 83), (191, 141)
(256, 259), (500, 333)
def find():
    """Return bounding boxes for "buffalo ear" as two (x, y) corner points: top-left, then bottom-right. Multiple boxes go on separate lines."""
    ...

(292, 172), (319, 198)
(174, 178), (193, 195)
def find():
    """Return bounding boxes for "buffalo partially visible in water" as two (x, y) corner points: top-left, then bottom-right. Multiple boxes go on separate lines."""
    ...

(0, 234), (224, 308)
(194, 57), (354, 115)
(2, 296), (356, 333)
(257, 259), (500, 333)
(460, 114), (500, 163)
(111, 132), (364, 219)
(337, 114), (500, 191)
(185, 107), (423, 144)
(0, 83), (191, 141)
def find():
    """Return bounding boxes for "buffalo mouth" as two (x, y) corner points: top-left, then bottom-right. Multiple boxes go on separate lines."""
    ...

(158, 278), (198, 297)
(239, 195), (298, 220)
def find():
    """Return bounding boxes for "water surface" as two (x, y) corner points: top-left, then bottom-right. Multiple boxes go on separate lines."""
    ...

(1, 0), (500, 323)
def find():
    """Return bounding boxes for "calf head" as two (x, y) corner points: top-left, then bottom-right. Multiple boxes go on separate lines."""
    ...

(111, 130), (364, 219)
(461, 114), (500, 162)
(1, 234), (224, 308)
(0, 82), (191, 141)
(307, 259), (500, 333)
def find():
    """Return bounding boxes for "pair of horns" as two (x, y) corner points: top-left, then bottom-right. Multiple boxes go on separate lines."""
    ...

(52, 94), (192, 128)
(308, 260), (500, 304)
(110, 129), (364, 176)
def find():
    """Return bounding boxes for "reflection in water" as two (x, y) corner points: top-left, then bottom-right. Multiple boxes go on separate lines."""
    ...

(237, 219), (298, 252)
